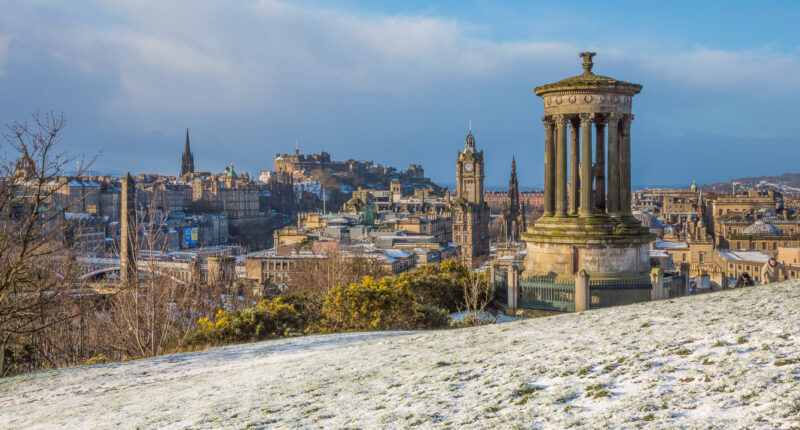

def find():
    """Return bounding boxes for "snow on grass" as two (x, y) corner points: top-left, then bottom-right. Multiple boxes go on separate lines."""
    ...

(2, 281), (800, 429)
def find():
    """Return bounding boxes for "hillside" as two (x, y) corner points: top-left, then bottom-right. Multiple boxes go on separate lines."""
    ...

(701, 172), (800, 194)
(2, 282), (799, 429)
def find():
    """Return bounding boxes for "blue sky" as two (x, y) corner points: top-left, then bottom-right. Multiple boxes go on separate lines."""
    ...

(1, 0), (799, 188)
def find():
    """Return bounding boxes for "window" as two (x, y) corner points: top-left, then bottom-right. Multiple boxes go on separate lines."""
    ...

(682, 253), (686, 262)
(737, 242), (741, 250)
(699, 253), (704, 263)
(762, 242), (767, 250)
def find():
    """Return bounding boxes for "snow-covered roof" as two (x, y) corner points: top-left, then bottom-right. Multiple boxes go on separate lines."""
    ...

(716, 250), (771, 263)
(653, 239), (688, 249)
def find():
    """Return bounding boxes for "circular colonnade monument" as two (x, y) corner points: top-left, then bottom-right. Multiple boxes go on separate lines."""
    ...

(522, 52), (653, 281)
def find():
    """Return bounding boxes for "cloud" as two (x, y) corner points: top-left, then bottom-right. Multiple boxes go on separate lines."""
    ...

(1, 0), (800, 185)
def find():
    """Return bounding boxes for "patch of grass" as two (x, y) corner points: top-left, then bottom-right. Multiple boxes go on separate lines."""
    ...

(555, 391), (578, 404)
(777, 333), (790, 340)
(701, 357), (716, 365)
(737, 336), (748, 344)
(675, 348), (691, 356)
(640, 321), (652, 328)
(774, 358), (800, 366)
(577, 367), (592, 376)
(585, 384), (612, 399)
(679, 377), (694, 383)
(642, 413), (656, 421)
(484, 405), (501, 414)
(435, 361), (451, 367)
(513, 383), (544, 397)
(712, 340), (726, 347)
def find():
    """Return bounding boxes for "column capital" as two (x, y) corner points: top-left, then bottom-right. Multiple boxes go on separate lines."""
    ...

(541, 115), (555, 129)
(579, 113), (595, 126)
(620, 114), (634, 127)
(552, 113), (568, 125)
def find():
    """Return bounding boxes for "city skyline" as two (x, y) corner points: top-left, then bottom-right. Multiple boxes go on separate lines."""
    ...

(2, 1), (800, 187)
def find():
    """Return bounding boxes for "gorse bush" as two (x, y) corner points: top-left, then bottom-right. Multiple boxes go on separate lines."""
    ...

(185, 298), (302, 346)
(322, 276), (451, 331)
(397, 260), (470, 312)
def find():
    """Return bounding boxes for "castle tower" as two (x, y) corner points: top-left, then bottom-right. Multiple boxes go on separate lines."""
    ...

(181, 128), (195, 178)
(524, 52), (652, 281)
(451, 126), (490, 267)
(120, 172), (137, 284)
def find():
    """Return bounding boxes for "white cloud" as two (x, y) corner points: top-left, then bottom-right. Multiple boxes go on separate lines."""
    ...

(2, 0), (800, 118)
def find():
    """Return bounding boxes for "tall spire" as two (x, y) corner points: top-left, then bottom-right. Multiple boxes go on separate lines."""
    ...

(511, 155), (516, 173)
(181, 128), (195, 177)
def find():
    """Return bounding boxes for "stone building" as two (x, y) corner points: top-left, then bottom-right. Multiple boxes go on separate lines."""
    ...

(450, 128), (490, 268)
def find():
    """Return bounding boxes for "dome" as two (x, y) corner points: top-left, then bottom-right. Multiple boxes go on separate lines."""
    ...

(633, 210), (664, 229)
(690, 180), (697, 191)
(743, 219), (782, 236)
(534, 52), (642, 96)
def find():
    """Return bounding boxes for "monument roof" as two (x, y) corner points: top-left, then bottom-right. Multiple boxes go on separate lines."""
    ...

(534, 52), (642, 96)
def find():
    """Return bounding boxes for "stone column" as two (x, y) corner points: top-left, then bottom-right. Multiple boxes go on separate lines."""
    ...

(620, 114), (633, 217)
(569, 117), (580, 215)
(594, 117), (606, 212)
(120, 172), (137, 285)
(579, 113), (594, 217)
(542, 116), (555, 217)
(554, 114), (568, 217)
(606, 113), (621, 217)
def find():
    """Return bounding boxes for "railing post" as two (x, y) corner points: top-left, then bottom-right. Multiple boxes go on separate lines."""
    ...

(574, 269), (590, 312)
(489, 263), (496, 297)
(681, 267), (690, 296)
(508, 266), (519, 310)
(650, 268), (664, 300)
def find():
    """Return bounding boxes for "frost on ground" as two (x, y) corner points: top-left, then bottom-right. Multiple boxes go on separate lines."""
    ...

(2, 281), (800, 429)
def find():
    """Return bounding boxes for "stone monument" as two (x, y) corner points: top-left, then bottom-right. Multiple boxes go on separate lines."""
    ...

(522, 52), (653, 281)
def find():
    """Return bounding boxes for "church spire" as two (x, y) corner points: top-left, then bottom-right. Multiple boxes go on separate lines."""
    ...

(181, 128), (195, 177)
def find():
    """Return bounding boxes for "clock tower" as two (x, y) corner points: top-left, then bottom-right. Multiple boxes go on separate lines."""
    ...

(451, 127), (490, 268)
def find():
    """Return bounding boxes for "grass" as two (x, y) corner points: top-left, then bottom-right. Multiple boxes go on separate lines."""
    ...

(701, 357), (716, 365)
(774, 358), (799, 366)
(712, 340), (726, 347)
(675, 348), (691, 356)
(585, 383), (612, 399)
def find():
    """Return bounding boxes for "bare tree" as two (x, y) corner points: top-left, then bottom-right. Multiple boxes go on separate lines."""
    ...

(457, 270), (492, 327)
(0, 111), (97, 375)
(290, 249), (389, 319)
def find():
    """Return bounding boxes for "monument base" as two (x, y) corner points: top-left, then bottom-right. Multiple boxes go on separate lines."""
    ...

(521, 214), (654, 280)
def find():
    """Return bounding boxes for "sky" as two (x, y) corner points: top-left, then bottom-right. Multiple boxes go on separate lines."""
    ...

(1, 0), (800, 188)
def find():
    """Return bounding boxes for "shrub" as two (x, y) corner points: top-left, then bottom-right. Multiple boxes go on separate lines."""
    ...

(322, 276), (418, 331)
(414, 304), (452, 329)
(398, 263), (465, 312)
(185, 297), (302, 346)
(322, 276), (452, 331)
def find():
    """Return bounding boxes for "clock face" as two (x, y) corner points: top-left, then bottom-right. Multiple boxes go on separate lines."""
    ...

(464, 162), (473, 172)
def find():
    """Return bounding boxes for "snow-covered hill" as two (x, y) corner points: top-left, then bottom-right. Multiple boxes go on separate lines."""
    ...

(2, 281), (800, 429)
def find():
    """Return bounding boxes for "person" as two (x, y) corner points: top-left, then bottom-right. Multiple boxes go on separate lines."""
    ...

(761, 257), (788, 284)
(734, 272), (754, 288)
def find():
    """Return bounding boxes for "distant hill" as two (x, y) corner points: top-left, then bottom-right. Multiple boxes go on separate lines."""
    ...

(701, 173), (800, 194)
(3, 281), (800, 428)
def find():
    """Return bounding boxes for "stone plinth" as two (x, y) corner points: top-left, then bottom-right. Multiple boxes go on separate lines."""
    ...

(522, 215), (653, 280)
